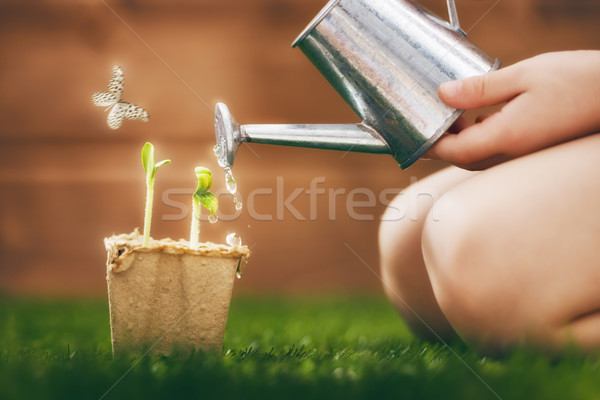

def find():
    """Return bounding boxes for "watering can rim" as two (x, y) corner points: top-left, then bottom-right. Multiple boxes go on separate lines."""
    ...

(292, 0), (341, 48)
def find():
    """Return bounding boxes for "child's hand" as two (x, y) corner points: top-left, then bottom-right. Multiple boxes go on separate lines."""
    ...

(426, 51), (600, 170)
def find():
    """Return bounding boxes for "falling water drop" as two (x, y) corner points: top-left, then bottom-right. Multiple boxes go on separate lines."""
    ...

(214, 138), (243, 211)
(208, 214), (218, 224)
(235, 256), (247, 280)
(225, 167), (237, 194)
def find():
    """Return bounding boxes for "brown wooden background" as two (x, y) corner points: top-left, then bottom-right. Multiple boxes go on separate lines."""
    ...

(1, 0), (599, 296)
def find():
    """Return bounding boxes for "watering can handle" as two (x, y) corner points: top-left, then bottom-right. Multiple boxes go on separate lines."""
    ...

(446, 0), (461, 31)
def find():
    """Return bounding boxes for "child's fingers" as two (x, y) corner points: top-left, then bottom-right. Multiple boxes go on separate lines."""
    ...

(474, 114), (492, 123)
(427, 112), (512, 169)
(447, 116), (472, 133)
(439, 65), (525, 110)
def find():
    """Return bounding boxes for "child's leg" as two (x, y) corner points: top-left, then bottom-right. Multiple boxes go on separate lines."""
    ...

(379, 166), (476, 340)
(422, 134), (600, 353)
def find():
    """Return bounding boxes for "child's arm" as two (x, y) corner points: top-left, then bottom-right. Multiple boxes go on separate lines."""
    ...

(427, 51), (600, 170)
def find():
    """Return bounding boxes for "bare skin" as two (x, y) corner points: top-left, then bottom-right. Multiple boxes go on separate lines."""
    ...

(379, 51), (600, 354)
(379, 167), (475, 341)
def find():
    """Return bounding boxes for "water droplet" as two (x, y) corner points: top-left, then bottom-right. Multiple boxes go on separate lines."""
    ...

(236, 272), (242, 279)
(214, 139), (243, 210)
(226, 232), (241, 248)
(226, 179), (236, 194)
(225, 168), (237, 194)
(208, 214), (218, 224)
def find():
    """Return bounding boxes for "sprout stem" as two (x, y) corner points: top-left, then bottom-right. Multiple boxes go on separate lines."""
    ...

(190, 195), (201, 248)
(140, 142), (170, 247)
(143, 178), (154, 247)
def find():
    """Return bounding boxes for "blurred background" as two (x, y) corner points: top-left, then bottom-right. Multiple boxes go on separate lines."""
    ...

(1, 0), (599, 296)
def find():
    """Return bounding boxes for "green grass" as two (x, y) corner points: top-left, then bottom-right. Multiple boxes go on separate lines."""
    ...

(0, 295), (599, 399)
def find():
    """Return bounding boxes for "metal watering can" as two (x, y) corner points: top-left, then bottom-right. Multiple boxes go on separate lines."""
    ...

(215, 0), (500, 169)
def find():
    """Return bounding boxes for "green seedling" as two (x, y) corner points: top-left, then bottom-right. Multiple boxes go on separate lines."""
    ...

(190, 167), (218, 248)
(141, 142), (171, 247)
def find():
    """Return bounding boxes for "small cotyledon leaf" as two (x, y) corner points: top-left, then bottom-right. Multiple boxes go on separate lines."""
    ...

(142, 142), (154, 177)
(155, 159), (171, 169)
(194, 167), (212, 193)
(142, 142), (170, 182)
(197, 192), (218, 216)
(193, 167), (218, 216)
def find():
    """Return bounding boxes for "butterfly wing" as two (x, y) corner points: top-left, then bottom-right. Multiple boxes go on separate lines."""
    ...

(106, 102), (149, 129)
(123, 102), (149, 122)
(92, 65), (124, 107)
(107, 65), (124, 102)
(92, 91), (117, 107)
(106, 103), (126, 130)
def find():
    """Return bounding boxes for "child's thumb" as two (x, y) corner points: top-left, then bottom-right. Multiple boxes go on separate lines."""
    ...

(438, 67), (521, 110)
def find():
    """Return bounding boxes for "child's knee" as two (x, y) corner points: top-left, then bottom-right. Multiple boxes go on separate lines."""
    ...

(421, 192), (498, 335)
(379, 184), (438, 276)
(421, 191), (552, 351)
(378, 186), (436, 305)
(379, 167), (474, 270)
(421, 193), (470, 306)
(378, 193), (414, 286)
(378, 188), (458, 340)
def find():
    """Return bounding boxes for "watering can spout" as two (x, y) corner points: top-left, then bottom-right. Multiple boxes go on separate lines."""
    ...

(215, 103), (390, 167)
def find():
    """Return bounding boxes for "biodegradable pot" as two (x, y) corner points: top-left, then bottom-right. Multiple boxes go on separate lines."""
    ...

(104, 231), (249, 356)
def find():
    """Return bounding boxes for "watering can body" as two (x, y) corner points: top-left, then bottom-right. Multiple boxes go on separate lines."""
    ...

(215, 0), (500, 169)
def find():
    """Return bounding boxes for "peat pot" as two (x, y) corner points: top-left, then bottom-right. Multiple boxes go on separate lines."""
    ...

(104, 231), (250, 356)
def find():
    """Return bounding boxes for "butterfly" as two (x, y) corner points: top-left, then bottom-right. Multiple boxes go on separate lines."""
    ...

(92, 65), (149, 130)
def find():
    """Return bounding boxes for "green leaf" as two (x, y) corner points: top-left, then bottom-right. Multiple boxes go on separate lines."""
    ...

(142, 142), (170, 183)
(155, 159), (171, 169)
(196, 192), (218, 216)
(192, 166), (217, 216)
(141, 142), (154, 177)
(194, 167), (212, 194)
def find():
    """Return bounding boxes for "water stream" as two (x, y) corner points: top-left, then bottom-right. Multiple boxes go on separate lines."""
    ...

(214, 142), (243, 211)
